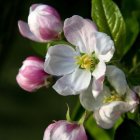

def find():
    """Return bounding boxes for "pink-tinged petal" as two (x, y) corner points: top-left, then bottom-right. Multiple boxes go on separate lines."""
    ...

(39, 26), (58, 40)
(43, 123), (56, 140)
(44, 120), (87, 140)
(35, 4), (61, 20)
(44, 45), (76, 76)
(20, 65), (46, 82)
(106, 65), (128, 96)
(53, 68), (91, 96)
(18, 20), (41, 42)
(37, 14), (63, 40)
(126, 88), (138, 102)
(16, 56), (48, 92)
(29, 4), (41, 13)
(133, 86), (140, 97)
(28, 6), (62, 42)
(92, 76), (104, 98)
(85, 19), (98, 31)
(94, 32), (115, 62)
(26, 56), (44, 62)
(92, 61), (106, 98)
(22, 56), (44, 70)
(16, 73), (37, 92)
(64, 15), (97, 54)
(125, 88), (139, 113)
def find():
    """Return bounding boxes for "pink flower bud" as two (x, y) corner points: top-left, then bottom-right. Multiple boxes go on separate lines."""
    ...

(43, 120), (87, 140)
(18, 4), (63, 42)
(16, 56), (49, 92)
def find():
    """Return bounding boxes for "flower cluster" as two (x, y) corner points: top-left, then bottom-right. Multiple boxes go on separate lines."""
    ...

(16, 3), (140, 140)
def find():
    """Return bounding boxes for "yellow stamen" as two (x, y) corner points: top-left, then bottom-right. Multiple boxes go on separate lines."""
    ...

(103, 93), (123, 104)
(75, 54), (97, 71)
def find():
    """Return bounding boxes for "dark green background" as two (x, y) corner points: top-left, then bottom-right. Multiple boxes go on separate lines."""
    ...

(0, 0), (140, 140)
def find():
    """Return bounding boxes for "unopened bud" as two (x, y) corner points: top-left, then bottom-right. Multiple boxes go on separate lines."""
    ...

(18, 4), (63, 42)
(16, 56), (50, 92)
(43, 120), (87, 140)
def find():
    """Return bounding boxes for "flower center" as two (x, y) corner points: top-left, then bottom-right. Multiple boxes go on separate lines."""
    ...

(103, 91), (123, 103)
(75, 54), (98, 71)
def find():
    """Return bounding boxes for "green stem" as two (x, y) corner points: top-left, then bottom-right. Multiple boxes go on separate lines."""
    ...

(71, 100), (85, 121)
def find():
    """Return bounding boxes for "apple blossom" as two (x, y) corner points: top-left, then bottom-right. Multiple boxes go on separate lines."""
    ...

(43, 120), (87, 140)
(44, 15), (115, 97)
(16, 56), (50, 92)
(18, 4), (63, 42)
(80, 66), (139, 129)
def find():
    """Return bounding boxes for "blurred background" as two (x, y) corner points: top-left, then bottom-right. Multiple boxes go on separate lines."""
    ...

(0, 0), (140, 140)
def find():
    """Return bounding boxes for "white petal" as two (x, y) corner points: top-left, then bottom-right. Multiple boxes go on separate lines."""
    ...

(53, 68), (91, 96)
(80, 84), (95, 111)
(43, 123), (56, 140)
(133, 86), (140, 97)
(125, 88), (139, 113)
(92, 61), (106, 98)
(94, 32), (115, 62)
(94, 110), (115, 129)
(94, 101), (124, 129)
(50, 121), (87, 140)
(94, 101), (132, 129)
(29, 4), (41, 13)
(64, 15), (97, 53)
(106, 65), (128, 96)
(44, 45), (76, 76)
(18, 21), (41, 42)
(126, 88), (137, 102)
(92, 61), (106, 79)
(80, 85), (111, 111)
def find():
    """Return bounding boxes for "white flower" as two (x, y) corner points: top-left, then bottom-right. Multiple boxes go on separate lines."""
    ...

(80, 66), (139, 129)
(44, 15), (115, 96)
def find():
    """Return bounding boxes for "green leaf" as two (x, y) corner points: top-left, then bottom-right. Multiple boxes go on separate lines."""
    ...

(30, 42), (47, 57)
(78, 111), (86, 125)
(66, 104), (72, 122)
(71, 100), (85, 121)
(91, 0), (126, 56)
(123, 16), (139, 55)
(114, 119), (140, 140)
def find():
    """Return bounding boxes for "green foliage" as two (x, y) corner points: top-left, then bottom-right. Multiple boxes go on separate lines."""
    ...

(114, 119), (140, 140)
(121, 0), (140, 56)
(30, 42), (47, 57)
(91, 0), (126, 57)
(123, 17), (139, 55)
(122, 0), (140, 18)
(66, 104), (72, 122)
